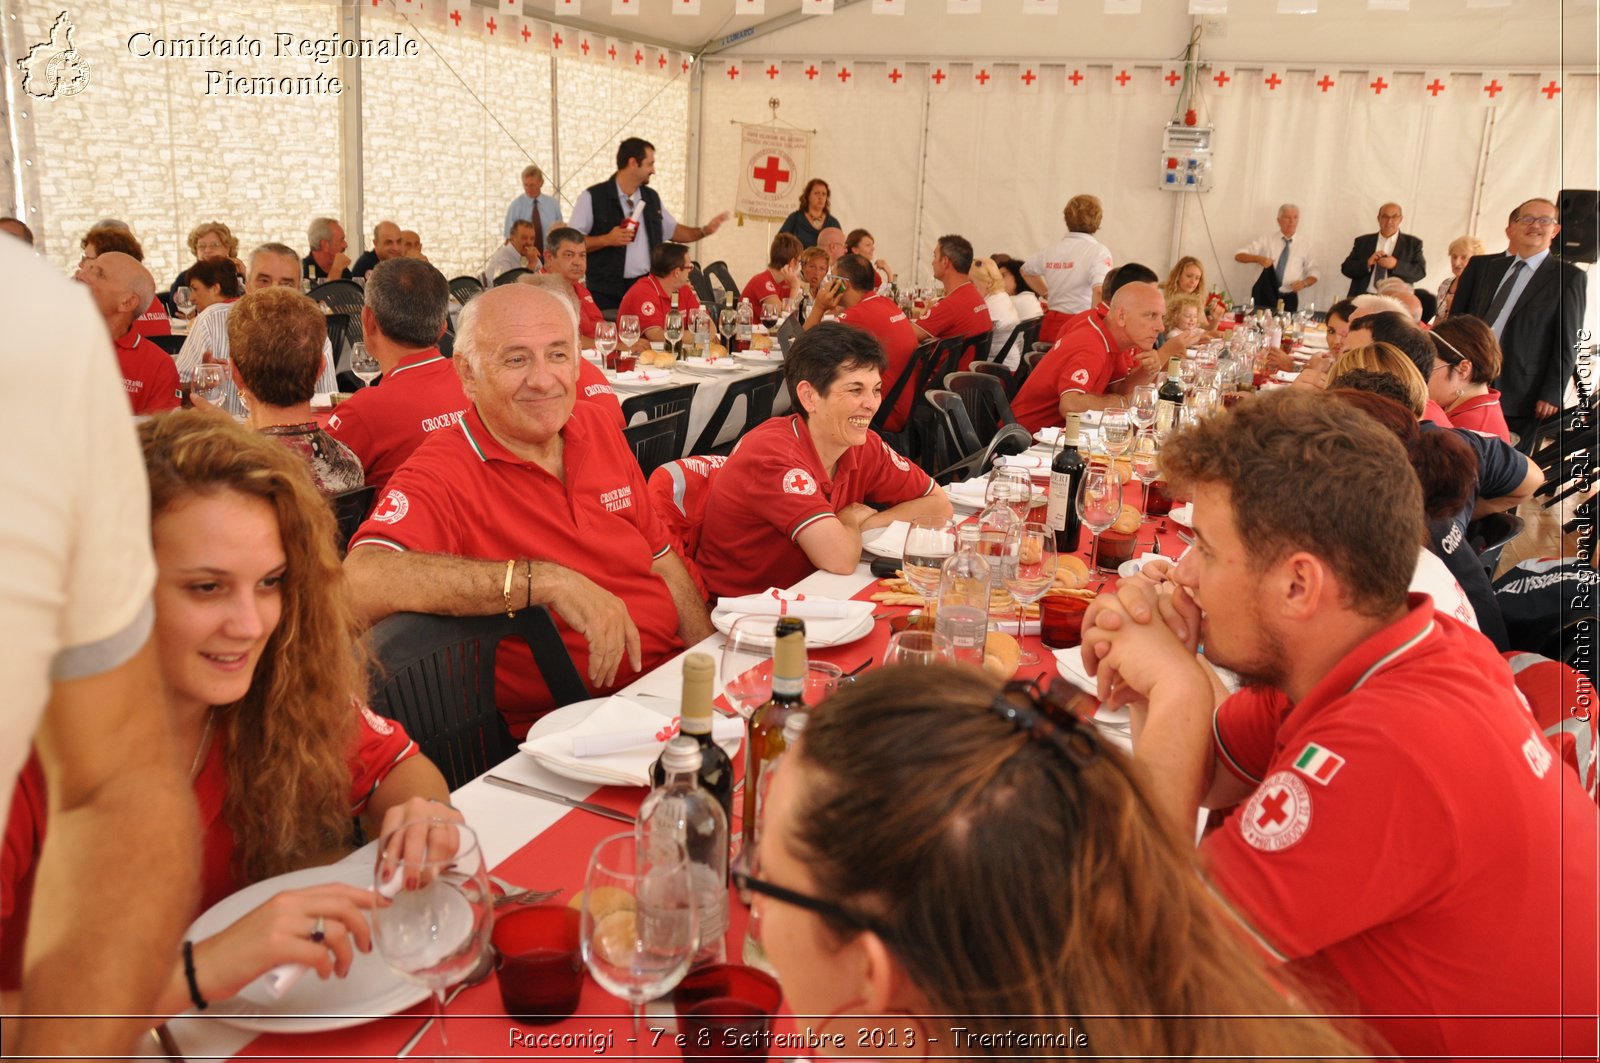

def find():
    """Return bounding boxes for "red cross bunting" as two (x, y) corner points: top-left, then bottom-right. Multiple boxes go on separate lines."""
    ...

(1425, 78), (1445, 97)
(1256, 789), (1291, 829)
(658, 53), (668, 69)
(1483, 79), (1504, 98)
(1164, 69), (1181, 86)
(1541, 79), (1561, 99)
(804, 64), (820, 80)
(1369, 75), (1389, 95)
(975, 68), (991, 85)
(837, 65), (853, 83)
(552, 31), (563, 48)
(520, 24), (532, 43)
(765, 64), (779, 79)
(752, 155), (790, 193)
(1020, 69), (1036, 86)
(1316, 74), (1335, 92)
(931, 68), (947, 84)
(580, 38), (590, 55)
(681, 57), (691, 74)
(726, 65), (740, 80)
(1212, 69), (1230, 88)
(888, 67), (903, 83)
(449, 8), (462, 26)
(607, 43), (617, 60)
(1264, 72), (1282, 90)
(1067, 68), (1083, 86)
(1114, 69), (1131, 87)
(635, 49), (645, 65)
(485, 16), (497, 34)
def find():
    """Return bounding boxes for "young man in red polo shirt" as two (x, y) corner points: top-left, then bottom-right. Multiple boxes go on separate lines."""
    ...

(344, 285), (713, 735)
(1081, 388), (1598, 1061)
(1011, 281), (1165, 433)
(696, 322), (951, 598)
(75, 251), (179, 415)
(741, 233), (803, 315)
(914, 233), (993, 346)
(616, 242), (701, 349)
(326, 258), (467, 495)
(803, 253), (920, 433)
(544, 226), (606, 341)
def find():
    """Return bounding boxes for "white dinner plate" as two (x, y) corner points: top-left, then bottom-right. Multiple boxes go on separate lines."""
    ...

(1169, 501), (1194, 527)
(523, 698), (741, 787)
(678, 356), (744, 373)
(710, 605), (874, 648)
(183, 863), (429, 1033)
(734, 351), (783, 367)
(1031, 425), (1102, 448)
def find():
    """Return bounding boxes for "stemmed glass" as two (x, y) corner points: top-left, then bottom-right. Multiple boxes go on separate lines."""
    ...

(720, 614), (782, 720)
(902, 517), (956, 610)
(594, 321), (618, 372)
(718, 308), (739, 354)
(883, 630), (951, 667)
(351, 342), (381, 388)
(663, 310), (684, 361)
(171, 286), (195, 327)
(1130, 429), (1161, 517)
(193, 362), (226, 406)
(986, 466), (1033, 521)
(1076, 463), (1123, 574)
(1001, 522), (1057, 665)
(1129, 384), (1158, 434)
(618, 315), (641, 358)
(1099, 408), (1132, 464)
(372, 819), (494, 1061)
(582, 832), (698, 1043)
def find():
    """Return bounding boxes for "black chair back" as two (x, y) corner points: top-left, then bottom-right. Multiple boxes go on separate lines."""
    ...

(149, 334), (186, 357)
(494, 267), (534, 287)
(624, 411), (689, 477)
(702, 260), (740, 303)
(924, 390), (984, 482)
(970, 360), (1016, 397)
(330, 485), (376, 557)
(690, 372), (781, 455)
(367, 610), (588, 791)
(934, 423), (1033, 484)
(872, 339), (938, 435)
(1467, 511), (1525, 576)
(621, 382), (698, 458)
(944, 370), (1018, 442)
(310, 280), (365, 315)
(687, 267), (717, 308)
(448, 276), (484, 305)
(991, 316), (1043, 368)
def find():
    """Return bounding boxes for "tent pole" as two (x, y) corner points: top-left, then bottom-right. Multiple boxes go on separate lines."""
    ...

(911, 78), (932, 286)
(688, 56), (705, 225)
(340, 0), (365, 269)
(549, 59), (562, 204)
(1467, 108), (1496, 239)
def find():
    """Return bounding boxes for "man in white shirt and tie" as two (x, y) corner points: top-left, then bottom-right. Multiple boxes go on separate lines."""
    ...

(1341, 203), (1427, 298)
(1236, 204), (1319, 313)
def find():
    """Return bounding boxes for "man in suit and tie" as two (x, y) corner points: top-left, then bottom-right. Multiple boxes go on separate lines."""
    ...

(1341, 203), (1427, 298)
(1449, 197), (1586, 438)
(1235, 204), (1319, 314)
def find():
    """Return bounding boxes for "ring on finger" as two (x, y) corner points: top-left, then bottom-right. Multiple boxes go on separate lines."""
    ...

(311, 916), (326, 944)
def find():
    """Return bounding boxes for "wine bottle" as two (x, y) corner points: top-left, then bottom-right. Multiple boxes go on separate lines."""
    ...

(651, 653), (733, 825)
(740, 618), (806, 854)
(1157, 356), (1185, 433)
(639, 735), (729, 967)
(741, 710), (809, 976)
(1046, 413), (1086, 552)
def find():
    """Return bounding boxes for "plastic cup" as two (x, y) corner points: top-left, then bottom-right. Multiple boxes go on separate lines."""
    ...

(493, 905), (583, 1025)
(1040, 596), (1091, 650)
(673, 964), (783, 1063)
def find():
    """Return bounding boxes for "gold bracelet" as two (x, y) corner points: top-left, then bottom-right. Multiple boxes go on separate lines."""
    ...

(502, 558), (518, 618)
(524, 559), (535, 611)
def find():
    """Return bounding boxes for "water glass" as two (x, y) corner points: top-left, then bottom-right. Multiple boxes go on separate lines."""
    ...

(902, 518), (955, 605)
(1076, 464), (1123, 574)
(1129, 384), (1158, 432)
(618, 315), (642, 352)
(1099, 409), (1132, 460)
(883, 629), (952, 667)
(351, 342), (381, 387)
(194, 362), (225, 405)
(594, 321), (618, 371)
(1001, 523), (1057, 664)
(1130, 429), (1161, 515)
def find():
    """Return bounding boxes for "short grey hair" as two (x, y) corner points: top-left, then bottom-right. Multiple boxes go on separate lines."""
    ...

(250, 242), (299, 271)
(1350, 293), (1408, 317)
(515, 274), (581, 334)
(454, 284), (577, 375)
(521, 164), (544, 181)
(366, 258), (449, 348)
(307, 216), (341, 250)
(1277, 203), (1299, 218)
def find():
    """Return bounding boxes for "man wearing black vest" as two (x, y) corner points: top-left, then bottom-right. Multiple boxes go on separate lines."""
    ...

(568, 136), (730, 311)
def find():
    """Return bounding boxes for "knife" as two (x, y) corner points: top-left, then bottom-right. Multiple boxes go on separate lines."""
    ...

(484, 775), (635, 824)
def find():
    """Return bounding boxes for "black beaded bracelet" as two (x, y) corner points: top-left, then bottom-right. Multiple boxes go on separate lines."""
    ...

(182, 940), (207, 1010)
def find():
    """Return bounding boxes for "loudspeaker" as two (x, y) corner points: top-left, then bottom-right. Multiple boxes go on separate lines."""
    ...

(1557, 189), (1597, 263)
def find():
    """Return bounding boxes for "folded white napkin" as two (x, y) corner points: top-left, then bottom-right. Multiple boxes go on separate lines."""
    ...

(947, 479), (991, 507)
(573, 715), (743, 758)
(863, 520), (910, 558)
(994, 453), (1049, 470)
(717, 592), (856, 619)
(521, 697), (720, 787)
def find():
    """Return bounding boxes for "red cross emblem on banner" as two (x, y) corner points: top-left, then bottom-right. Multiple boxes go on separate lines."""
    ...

(1212, 69), (1230, 88)
(658, 53), (668, 69)
(804, 64), (820, 80)
(449, 8), (462, 26)
(1369, 76), (1389, 95)
(888, 67), (903, 84)
(520, 24), (532, 43)
(726, 65), (740, 80)
(975, 68), (991, 85)
(931, 68), (947, 85)
(1483, 79), (1504, 98)
(580, 38), (591, 55)
(1264, 72), (1282, 90)
(1164, 69), (1180, 86)
(485, 17), (497, 34)
(1020, 69), (1036, 86)
(552, 31), (564, 48)
(1540, 79), (1561, 99)
(837, 65), (852, 83)
(1067, 69), (1083, 86)
(682, 57), (691, 74)
(1425, 78), (1445, 97)
(607, 43), (617, 60)
(752, 155), (791, 194)
(766, 64), (780, 80)
(1114, 69), (1131, 87)
(635, 49), (645, 65)
(1316, 74), (1335, 92)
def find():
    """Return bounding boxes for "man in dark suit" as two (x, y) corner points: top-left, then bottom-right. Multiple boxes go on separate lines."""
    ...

(1450, 197), (1587, 438)
(1341, 203), (1427, 298)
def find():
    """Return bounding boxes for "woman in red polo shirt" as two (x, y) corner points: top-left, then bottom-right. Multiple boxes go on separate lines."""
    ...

(0, 413), (457, 1015)
(1429, 315), (1512, 442)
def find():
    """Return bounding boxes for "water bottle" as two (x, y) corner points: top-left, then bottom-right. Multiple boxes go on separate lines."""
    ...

(691, 308), (711, 357)
(736, 298), (754, 352)
(935, 524), (991, 666)
(638, 735), (729, 968)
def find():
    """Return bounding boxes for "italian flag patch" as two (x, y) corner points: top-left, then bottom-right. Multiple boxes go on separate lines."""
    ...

(1293, 743), (1345, 785)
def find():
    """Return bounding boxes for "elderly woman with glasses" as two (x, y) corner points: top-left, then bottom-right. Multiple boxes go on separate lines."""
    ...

(744, 664), (1369, 1058)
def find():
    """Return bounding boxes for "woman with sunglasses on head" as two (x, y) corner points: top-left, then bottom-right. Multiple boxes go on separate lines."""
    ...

(746, 665), (1368, 1059)
(1428, 316), (1510, 442)
(1, 411), (457, 1019)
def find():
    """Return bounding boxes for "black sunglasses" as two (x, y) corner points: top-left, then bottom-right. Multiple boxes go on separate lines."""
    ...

(989, 676), (1102, 769)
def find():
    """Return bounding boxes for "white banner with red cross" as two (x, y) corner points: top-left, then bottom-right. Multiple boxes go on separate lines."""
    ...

(734, 124), (812, 222)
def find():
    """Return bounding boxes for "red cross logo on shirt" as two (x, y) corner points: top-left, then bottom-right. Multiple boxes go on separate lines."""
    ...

(1114, 69), (1131, 87)
(1425, 78), (1445, 97)
(782, 468), (817, 496)
(1264, 72), (1282, 90)
(1240, 771), (1311, 852)
(804, 64), (820, 80)
(726, 65), (740, 80)
(1540, 79), (1561, 99)
(1020, 69), (1036, 86)
(931, 68), (947, 85)
(889, 67), (904, 84)
(1256, 790), (1290, 828)
(449, 8), (462, 26)
(1164, 69), (1181, 86)
(1067, 69), (1083, 86)
(1369, 75), (1389, 95)
(752, 156), (790, 194)
(1316, 74), (1335, 92)
(975, 68), (991, 86)
(766, 64), (780, 80)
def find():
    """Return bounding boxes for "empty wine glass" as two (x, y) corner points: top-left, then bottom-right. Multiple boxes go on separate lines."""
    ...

(1076, 463), (1123, 574)
(663, 310), (684, 358)
(193, 362), (226, 406)
(1130, 429), (1161, 516)
(618, 315), (641, 354)
(351, 342), (381, 388)
(1129, 383), (1158, 433)
(720, 614), (782, 720)
(1001, 522), (1058, 665)
(902, 517), (956, 608)
(718, 308), (738, 353)
(594, 321), (619, 372)
(883, 629), (951, 667)
(372, 819), (493, 1061)
(171, 286), (195, 326)
(986, 466), (1032, 517)
(1099, 408), (1132, 461)
(581, 832), (698, 1042)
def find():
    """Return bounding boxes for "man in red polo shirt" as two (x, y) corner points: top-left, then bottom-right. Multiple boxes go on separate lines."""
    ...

(326, 258), (465, 495)
(914, 234), (993, 346)
(75, 251), (179, 415)
(344, 285), (713, 735)
(1011, 282), (1165, 433)
(803, 253), (920, 432)
(1080, 389), (1598, 1062)
(517, 275), (626, 431)
(544, 226), (606, 342)
(741, 233), (803, 315)
(616, 242), (701, 348)
(696, 322), (951, 598)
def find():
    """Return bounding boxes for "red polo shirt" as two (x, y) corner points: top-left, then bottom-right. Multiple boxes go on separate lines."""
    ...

(131, 296), (172, 338)
(741, 270), (791, 307)
(574, 281), (605, 339)
(348, 403), (684, 736)
(617, 275), (701, 333)
(113, 328), (179, 415)
(838, 294), (920, 432)
(576, 358), (625, 430)
(325, 349), (468, 495)
(696, 415), (936, 598)
(917, 280), (992, 341)
(1011, 311), (1133, 433)
(1205, 596), (1597, 1060)
(1446, 389), (1510, 442)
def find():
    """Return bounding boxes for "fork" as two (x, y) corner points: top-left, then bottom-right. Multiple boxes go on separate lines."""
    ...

(490, 875), (562, 907)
